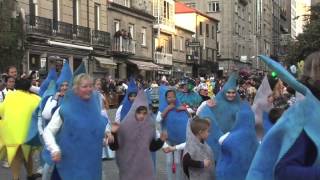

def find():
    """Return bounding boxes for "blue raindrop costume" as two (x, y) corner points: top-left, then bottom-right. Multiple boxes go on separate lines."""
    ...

(25, 68), (58, 146)
(55, 90), (106, 180)
(216, 102), (259, 180)
(120, 79), (138, 121)
(159, 85), (189, 145)
(176, 79), (202, 109)
(246, 55), (320, 180)
(197, 73), (241, 161)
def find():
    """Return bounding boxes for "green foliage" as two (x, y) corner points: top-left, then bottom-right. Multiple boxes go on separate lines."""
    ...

(286, 3), (320, 64)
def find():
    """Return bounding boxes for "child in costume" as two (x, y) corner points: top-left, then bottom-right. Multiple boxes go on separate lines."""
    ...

(246, 53), (320, 180)
(109, 91), (167, 180)
(183, 116), (215, 180)
(0, 78), (41, 180)
(160, 89), (189, 180)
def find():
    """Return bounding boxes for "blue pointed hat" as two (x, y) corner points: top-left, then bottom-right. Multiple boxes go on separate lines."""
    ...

(73, 62), (86, 77)
(39, 68), (57, 96)
(246, 55), (320, 180)
(56, 61), (72, 91)
(216, 72), (239, 98)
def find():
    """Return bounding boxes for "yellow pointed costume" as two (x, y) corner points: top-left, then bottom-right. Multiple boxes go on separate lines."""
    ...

(0, 90), (40, 165)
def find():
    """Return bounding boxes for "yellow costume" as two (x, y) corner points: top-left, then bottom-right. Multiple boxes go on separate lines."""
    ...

(0, 90), (40, 165)
(206, 80), (214, 98)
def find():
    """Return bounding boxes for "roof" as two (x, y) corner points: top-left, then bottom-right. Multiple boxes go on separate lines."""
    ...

(175, 2), (219, 22)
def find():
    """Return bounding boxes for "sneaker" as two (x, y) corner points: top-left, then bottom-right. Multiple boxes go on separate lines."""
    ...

(1, 161), (9, 168)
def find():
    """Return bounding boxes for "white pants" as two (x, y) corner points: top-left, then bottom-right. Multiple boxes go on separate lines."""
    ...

(166, 150), (183, 180)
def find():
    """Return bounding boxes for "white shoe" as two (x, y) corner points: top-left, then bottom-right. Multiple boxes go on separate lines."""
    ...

(1, 161), (9, 168)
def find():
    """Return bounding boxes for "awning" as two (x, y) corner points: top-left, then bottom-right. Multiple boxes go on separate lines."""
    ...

(129, 60), (162, 71)
(95, 57), (117, 69)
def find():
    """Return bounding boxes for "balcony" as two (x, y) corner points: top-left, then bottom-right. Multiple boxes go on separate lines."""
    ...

(73, 25), (91, 42)
(54, 21), (73, 40)
(26, 16), (52, 36)
(112, 37), (135, 56)
(92, 30), (111, 47)
(154, 52), (173, 66)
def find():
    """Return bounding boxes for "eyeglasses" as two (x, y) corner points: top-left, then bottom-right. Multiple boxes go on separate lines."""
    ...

(226, 91), (236, 94)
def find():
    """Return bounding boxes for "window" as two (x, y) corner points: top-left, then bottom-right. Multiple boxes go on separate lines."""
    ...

(235, 3), (238, 14)
(141, 28), (146, 46)
(34, 0), (38, 16)
(94, 4), (100, 30)
(172, 35), (176, 50)
(124, 0), (131, 7)
(128, 24), (134, 39)
(185, 3), (196, 9)
(163, 1), (170, 19)
(179, 36), (184, 51)
(212, 25), (215, 39)
(199, 22), (203, 35)
(206, 24), (209, 37)
(114, 20), (120, 33)
(208, 1), (219, 12)
(235, 23), (238, 34)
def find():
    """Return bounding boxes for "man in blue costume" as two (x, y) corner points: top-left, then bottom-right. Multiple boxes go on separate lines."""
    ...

(176, 78), (202, 113)
(246, 51), (320, 180)
(217, 102), (259, 180)
(197, 73), (241, 162)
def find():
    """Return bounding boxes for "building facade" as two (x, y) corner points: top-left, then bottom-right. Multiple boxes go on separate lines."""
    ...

(175, 2), (218, 77)
(107, 0), (158, 80)
(15, 0), (112, 76)
(311, 0), (320, 5)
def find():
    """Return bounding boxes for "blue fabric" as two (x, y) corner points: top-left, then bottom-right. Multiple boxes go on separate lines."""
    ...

(214, 73), (241, 133)
(263, 111), (273, 135)
(56, 90), (106, 180)
(159, 85), (169, 112)
(73, 62), (86, 77)
(25, 80), (57, 146)
(275, 131), (320, 180)
(246, 55), (320, 180)
(56, 61), (72, 91)
(197, 104), (223, 162)
(120, 79), (138, 121)
(217, 102), (259, 180)
(176, 91), (202, 109)
(39, 68), (57, 96)
(162, 109), (189, 145)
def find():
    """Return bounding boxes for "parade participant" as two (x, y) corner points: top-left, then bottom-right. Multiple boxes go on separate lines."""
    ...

(176, 78), (202, 113)
(196, 73), (241, 162)
(251, 75), (274, 138)
(246, 53), (320, 180)
(6, 66), (18, 79)
(0, 76), (15, 102)
(0, 78), (41, 180)
(183, 116), (215, 180)
(43, 73), (106, 180)
(217, 102), (258, 180)
(115, 78), (138, 122)
(109, 91), (167, 180)
(38, 68), (57, 97)
(160, 88), (189, 180)
(198, 83), (211, 103)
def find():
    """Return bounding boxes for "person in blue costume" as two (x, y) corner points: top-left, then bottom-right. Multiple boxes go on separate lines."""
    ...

(160, 88), (190, 180)
(41, 61), (72, 180)
(196, 73), (241, 162)
(176, 78), (202, 113)
(217, 101), (259, 180)
(39, 68), (57, 97)
(246, 52), (320, 180)
(115, 78), (138, 122)
(43, 74), (107, 180)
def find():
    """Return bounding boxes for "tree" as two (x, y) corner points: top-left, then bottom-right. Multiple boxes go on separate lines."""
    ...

(286, 3), (320, 65)
(0, 0), (24, 73)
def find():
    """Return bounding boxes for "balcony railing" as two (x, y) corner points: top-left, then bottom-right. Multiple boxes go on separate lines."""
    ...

(92, 30), (111, 47)
(73, 25), (91, 42)
(112, 37), (135, 55)
(54, 21), (73, 40)
(26, 16), (52, 36)
(154, 52), (173, 66)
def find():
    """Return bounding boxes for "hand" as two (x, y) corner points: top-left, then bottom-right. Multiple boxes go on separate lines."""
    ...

(111, 122), (120, 133)
(167, 103), (176, 111)
(204, 159), (212, 168)
(51, 151), (61, 162)
(162, 146), (176, 153)
(177, 105), (188, 111)
(54, 92), (61, 100)
(106, 132), (115, 144)
(160, 131), (168, 142)
(206, 99), (216, 108)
